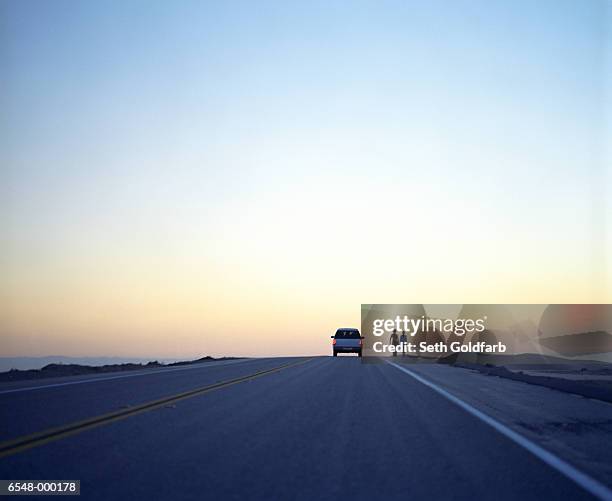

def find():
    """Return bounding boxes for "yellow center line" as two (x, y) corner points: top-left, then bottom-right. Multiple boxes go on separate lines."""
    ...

(0, 357), (313, 459)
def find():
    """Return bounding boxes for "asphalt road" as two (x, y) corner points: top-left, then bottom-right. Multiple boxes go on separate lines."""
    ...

(0, 356), (611, 500)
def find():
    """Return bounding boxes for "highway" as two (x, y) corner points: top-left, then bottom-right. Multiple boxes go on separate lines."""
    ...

(1, 357), (611, 500)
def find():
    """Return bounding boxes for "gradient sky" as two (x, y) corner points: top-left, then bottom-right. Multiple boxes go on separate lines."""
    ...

(1, 0), (610, 358)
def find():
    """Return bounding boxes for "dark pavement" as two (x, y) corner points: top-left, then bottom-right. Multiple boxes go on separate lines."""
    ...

(0, 357), (610, 500)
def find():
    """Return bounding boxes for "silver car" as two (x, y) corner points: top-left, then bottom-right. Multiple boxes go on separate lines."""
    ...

(331, 328), (363, 357)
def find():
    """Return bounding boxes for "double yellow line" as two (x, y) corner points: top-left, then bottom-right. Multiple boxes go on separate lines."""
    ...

(0, 358), (312, 459)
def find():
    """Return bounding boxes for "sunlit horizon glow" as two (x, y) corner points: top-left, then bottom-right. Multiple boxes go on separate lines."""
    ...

(1, 0), (610, 358)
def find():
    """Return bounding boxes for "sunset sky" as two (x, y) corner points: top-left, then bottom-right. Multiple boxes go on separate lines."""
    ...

(1, 0), (610, 358)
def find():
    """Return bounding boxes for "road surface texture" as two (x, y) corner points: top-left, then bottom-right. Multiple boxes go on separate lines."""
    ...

(1, 356), (611, 500)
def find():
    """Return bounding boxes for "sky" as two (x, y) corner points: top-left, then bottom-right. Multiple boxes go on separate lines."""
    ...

(1, 0), (610, 358)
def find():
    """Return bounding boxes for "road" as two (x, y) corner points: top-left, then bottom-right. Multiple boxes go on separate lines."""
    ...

(1, 356), (611, 500)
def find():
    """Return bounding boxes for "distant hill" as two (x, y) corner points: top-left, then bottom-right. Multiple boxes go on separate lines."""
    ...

(0, 356), (241, 382)
(538, 331), (612, 356)
(0, 356), (182, 372)
(446, 351), (610, 368)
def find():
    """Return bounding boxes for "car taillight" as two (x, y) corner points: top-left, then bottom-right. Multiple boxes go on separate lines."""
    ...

(333, 339), (336, 345)
(359, 339), (363, 346)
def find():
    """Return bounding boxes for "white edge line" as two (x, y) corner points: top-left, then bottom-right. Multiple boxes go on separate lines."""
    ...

(0, 358), (255, 395)
(386, 360), (612, 501)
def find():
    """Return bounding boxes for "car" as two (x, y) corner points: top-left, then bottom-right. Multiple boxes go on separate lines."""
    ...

(331, 328), (364, 357)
